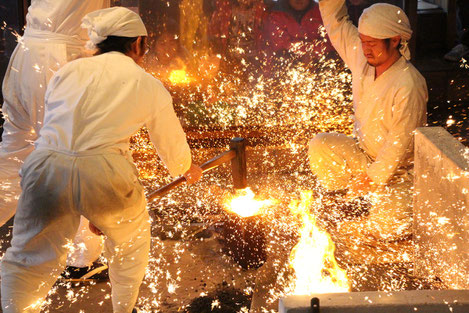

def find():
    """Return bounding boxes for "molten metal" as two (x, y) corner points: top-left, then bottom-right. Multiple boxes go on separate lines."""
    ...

(224, 187), (276, 218)
(168, 68), (193, 85)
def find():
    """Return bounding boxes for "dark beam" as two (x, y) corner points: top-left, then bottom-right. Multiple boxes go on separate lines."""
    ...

(446, 0), (457, 49)
(403, 0), (418, 61)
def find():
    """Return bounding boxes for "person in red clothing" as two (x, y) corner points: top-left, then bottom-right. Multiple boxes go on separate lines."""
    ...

(208, 0), (267, 68)
(261, 0), (334, 66)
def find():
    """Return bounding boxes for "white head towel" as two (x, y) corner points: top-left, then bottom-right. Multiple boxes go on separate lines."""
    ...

(358, 3), (412, 60)
(81, 7), (148, 50)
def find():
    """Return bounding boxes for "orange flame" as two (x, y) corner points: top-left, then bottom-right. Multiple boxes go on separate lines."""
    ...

(223, 188), (276, 218)
(168, 67), (194, 85)
(288, 191), (350, 295)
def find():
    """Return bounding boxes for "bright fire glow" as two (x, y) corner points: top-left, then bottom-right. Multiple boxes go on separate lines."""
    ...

(288, 191), (350, 295)
(168, 68), (193, 85)
(224, 188), (276, 218)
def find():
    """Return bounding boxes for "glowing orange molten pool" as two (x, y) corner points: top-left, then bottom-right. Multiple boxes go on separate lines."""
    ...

(222, 188), (349, 292)
(223, 188), (276, 218)
(168, 68), (193, 85)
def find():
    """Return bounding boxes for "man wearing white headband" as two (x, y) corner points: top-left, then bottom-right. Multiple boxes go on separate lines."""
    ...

(308, 0), (427, 241)
(1, 0), (110, 282)
(1, 6), (202, 313)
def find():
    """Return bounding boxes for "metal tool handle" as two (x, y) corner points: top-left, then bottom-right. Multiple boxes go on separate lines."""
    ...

(147, 149), (236, 201)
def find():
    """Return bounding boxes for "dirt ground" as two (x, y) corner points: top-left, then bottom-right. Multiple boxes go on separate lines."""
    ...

(0, 171), (445, 313)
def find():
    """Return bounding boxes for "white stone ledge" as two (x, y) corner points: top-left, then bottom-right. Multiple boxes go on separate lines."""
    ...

(279, 290), (469, 313)
(414, 127), (469, 288)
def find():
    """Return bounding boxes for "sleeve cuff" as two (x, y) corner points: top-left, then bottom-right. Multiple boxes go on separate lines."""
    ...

(166, 144), (192, 177)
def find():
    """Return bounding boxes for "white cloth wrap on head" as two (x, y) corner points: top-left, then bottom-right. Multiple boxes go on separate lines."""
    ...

(81, 7), (148, 50)
(358, 3), (412, 60)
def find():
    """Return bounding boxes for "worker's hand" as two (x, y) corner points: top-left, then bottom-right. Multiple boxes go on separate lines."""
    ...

(89, 222), (104, 236)
(183, 163), (203, 184)
(345, 172), (376, 200)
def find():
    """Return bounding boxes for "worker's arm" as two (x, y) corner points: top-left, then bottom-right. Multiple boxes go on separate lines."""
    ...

(144, 79), (193, 178)
(318, 0), (364, 73)
(366, 85), (427, 186)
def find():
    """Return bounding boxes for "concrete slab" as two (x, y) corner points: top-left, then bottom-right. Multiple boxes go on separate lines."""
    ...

(413, 127), (469, 288)
(279, 290), (469, 313)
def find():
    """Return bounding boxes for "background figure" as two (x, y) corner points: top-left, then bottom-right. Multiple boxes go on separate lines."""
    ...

(180, 0), (210, 58)
(346, 0), (369, 25)
(444, 0), (469, 62)
(208, 0), (266, 64)
(260, 0), (333, 66)
(0, 0), (109, 275)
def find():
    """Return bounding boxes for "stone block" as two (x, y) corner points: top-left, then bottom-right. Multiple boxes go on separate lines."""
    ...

(279, 290), (469, 313)
(414, 127), (469, 288)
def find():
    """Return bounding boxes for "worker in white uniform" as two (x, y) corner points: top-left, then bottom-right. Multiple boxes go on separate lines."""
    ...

(0, 0), (110, 275)
(308, 1), (427, 241)
(1, 6), (203, 313)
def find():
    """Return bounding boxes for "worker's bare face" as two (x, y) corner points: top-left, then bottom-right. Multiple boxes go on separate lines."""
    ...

(289, 0), (310, 11)
(359, 34), (393, 67)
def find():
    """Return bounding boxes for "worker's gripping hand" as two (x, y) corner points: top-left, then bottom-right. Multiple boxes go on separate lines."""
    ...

(183, 163), (203, 184)
(345, 171), (376, 200)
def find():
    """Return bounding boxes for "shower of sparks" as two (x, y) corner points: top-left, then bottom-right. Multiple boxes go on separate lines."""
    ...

(0, 1), (468, 311)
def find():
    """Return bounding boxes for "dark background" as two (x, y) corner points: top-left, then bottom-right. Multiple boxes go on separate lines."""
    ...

(0, 0), (467, 143)
(0, 0), (28, 138)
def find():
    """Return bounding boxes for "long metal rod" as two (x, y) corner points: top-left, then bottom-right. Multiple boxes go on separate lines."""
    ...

(147, 149), (236, 201)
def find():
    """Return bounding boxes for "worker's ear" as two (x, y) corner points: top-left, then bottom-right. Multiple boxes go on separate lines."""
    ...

(128, 37), (146, 64)
(132, 36), (144, 56)
(390, 35), (401, 49)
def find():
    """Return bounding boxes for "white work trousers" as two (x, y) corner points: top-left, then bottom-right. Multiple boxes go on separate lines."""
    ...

(1, 149), (151, 313)
(0, 37), (102, 267)
(308, 133), (413, 240)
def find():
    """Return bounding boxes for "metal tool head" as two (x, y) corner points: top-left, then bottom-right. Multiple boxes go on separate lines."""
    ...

(230, 137), (247, 189)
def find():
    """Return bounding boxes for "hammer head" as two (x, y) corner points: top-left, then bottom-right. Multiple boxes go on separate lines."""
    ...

(230, 137), (248, 189)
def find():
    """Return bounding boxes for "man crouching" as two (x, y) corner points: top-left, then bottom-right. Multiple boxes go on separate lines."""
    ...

(308, 0), (427, 242)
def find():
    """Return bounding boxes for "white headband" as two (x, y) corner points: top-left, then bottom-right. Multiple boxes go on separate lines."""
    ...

(358, 3), (412, 60)
(82, 7), (148, 50)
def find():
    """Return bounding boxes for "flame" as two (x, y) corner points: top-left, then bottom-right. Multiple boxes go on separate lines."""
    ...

(224, 188), (276, 218)
(168, 68), (193, 85)
(288, 191), (350, 295)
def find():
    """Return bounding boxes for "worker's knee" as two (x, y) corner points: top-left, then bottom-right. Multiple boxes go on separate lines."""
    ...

(308, 132), (329, 150)
(308, 133), (331, 162)
(309, 132), (348, 155)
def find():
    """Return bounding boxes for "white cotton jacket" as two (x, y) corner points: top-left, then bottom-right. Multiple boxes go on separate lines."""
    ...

(37, 52), (192, 177)
(0, 0), (110, 226)
(26, 0), (111, 44)
(318, 0), (428, 185)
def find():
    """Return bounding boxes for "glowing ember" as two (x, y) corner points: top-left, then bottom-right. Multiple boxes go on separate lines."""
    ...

(168, 68), (193, 85)
(224, 188), (276, 218)
(288, 191), (350, 295)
